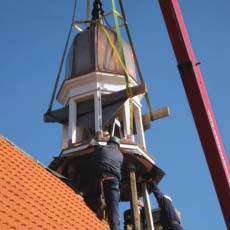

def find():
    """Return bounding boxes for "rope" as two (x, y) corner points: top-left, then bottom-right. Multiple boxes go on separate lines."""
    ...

(47, 0), (77, 112)
(118, 0), (153, 113)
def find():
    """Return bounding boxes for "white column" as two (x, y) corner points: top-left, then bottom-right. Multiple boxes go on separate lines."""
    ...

(68, 98), (77, 144)
(134, 105), (146, 148)
(123, 100), (133, 139)
(142, 183), (154, 230)
(94, 90), (102, 133)
(62, 122), (68, 149)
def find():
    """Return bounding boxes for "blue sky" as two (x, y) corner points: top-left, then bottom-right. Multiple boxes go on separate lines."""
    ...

(0, 1), (229, 229)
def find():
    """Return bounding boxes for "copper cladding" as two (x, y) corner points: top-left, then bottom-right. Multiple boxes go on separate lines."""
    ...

(66, 26), (136, 79)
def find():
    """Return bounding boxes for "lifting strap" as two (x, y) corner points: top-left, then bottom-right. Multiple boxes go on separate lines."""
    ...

(111, 0), (130, 89)
(112, 0), (134, 134)
(46, 0), (77, 113)
(100, 25), (134, 134)
(101, 0), (155, 135)
(100, 26), (130, 88)
(118, 0), (153, 113)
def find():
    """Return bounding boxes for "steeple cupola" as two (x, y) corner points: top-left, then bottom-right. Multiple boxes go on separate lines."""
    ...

(45, 1), (168, 229)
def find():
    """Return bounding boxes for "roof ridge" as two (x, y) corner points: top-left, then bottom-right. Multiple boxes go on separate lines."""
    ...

(0, 135), (45, 165)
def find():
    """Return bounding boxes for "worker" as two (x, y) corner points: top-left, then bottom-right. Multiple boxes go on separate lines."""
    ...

(93, 135), (123, 230)
(148, 181), (183, 230)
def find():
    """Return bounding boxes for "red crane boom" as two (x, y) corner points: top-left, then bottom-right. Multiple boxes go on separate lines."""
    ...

(158, 0), (230, 227)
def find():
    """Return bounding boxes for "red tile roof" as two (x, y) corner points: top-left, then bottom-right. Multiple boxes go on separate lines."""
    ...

(0, 137), (108, 230)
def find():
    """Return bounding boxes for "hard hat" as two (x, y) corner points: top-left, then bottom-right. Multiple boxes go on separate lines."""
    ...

(110, 136), (120, 145)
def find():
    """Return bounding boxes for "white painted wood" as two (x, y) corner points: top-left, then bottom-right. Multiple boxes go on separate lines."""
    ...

(57, 71), (138, 105)
(68, 98), (77, 144)
(76, 126), (82, 142)
(70, 91), (95, 103)
(94, 90), (102, 132)
(123, 100), (131, 137)
(132, 97), (142, 110)
(62, 123), (68, 149)
(134, 105), (146, 148)
(142, 183), (155, 230)
(102, 83), (126, 92)
(69, 82), (98, 99)
(122, 105), (128, 138)
(61, 141), (156, 165)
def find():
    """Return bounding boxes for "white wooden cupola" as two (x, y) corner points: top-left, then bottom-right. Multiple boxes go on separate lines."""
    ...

(56, 25), (146, 151)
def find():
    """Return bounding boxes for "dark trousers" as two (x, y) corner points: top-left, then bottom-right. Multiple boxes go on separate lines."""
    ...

(103, 177), (120, 230)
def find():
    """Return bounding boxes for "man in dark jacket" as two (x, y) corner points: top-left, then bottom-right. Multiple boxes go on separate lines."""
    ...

(149, 182), (183, 230)
(93, 136), (123, 230)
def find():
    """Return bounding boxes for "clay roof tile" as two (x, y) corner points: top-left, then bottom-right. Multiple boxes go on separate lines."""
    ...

(0, 136), (108, 230)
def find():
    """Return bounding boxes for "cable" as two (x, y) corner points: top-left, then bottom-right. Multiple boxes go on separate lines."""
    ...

(47, 0), (77, 113)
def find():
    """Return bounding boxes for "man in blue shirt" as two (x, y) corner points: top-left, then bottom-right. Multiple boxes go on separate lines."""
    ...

(148, 182), (183, 230)
(93, 136), (123, 230)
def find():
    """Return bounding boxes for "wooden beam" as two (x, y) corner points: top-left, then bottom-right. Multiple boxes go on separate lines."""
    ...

(142, 106), (170, 130)
(129, 165), (141, 230)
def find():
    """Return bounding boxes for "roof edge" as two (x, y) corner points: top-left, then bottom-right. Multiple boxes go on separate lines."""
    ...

(0, 135), (70, 187)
